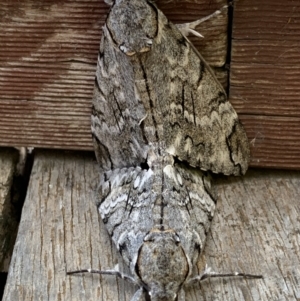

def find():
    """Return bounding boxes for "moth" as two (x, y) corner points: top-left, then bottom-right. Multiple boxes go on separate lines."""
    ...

(68, 0), (261, 300)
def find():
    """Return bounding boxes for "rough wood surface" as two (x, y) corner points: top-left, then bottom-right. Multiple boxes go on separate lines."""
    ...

(0, 148), (18, 272)
(240, 115), (300, 169)
(230, 0), (300, 169)
(3, 151), (300, 300)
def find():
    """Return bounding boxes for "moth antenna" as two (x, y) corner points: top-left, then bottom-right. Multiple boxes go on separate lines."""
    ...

(186, 265), (263, 286)
(176, 3), (232, 39)
(67, 268), (137, 284)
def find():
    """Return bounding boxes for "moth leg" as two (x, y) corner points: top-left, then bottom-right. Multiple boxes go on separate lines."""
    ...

(186, 265), (263, 286)
(131, 287), (183, 301)
(67, 268), (137, 285)
(176, 3), (231, 38)
(130, 287), (145, 301)
(177, 288), (186, 301)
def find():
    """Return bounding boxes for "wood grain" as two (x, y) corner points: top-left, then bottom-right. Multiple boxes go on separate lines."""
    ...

(240, 115), (300, 169)
(206, 170), (300, 301)
(3, 151), (135, 301)
(230, 0), (300, 169)
(0, 148), (18, 272)
(3, 151), (300, 300)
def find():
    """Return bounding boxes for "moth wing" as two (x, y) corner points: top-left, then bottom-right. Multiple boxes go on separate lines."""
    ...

(98, 167), (156, 272)
(92, 4), (250, 176)
(162, 162), (216, 266)
(148, 13), (250, 176)
(91, 26), (149, 171)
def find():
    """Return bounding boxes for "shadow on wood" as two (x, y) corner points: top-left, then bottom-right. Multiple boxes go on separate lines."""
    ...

(0, 148), (19, 273)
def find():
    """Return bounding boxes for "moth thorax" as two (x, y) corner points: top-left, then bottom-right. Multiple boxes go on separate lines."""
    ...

(136, 229), (189, 301)
(107, 0), (156, 56)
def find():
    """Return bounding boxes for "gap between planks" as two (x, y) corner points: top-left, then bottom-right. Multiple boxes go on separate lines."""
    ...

(0, 148), (19, 273)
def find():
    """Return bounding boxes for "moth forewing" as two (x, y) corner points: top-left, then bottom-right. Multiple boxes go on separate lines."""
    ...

(92, 0), (250, 176)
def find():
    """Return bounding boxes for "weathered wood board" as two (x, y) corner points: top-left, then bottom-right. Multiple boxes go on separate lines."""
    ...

(231, 0), (300, 169)
(3, 151), (300, 300)
(211, 170), (300, 300)
(0, 148), (18, 273)
(3, 0), (300, 170)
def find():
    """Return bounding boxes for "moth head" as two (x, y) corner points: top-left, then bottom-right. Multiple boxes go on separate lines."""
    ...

(106, 0), (157, 55)
(136, 227), (189, 301)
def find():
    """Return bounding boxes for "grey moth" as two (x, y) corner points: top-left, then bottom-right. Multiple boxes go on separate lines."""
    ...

(68, 0), (261, 300)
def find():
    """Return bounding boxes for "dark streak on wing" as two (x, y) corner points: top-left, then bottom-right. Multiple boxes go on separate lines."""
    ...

(178, 36), (187, 47)
(181, 85), (185, 118)
(91, 104), (104, 118)
(98, 49), (103, 60)
(125, 186), (132, 213)
(185, 187), (194, 211)
(208, 91), (227, 116)
(184, 134), (205, 149)
(139, 117), (149, 145)
(160, 168), (165, 225)
(92, 134), (114, 170)
(226, 121), (243, 175)
(111, 220), (124, 236)
(197, 60), (205, 87)
(110, 97), (122, 131)
(201, 174), (217, 205)
(94, 76), (105, 97)
(113, 92), (125, 119)
(140, 59), (160, 147)
(146, 0), (159, 38)
(191, 90), (196, 126)
(105, 23), (119, 49)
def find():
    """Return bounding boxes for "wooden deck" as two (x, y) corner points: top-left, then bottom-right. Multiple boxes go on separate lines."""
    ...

(1, 150), (300, 300)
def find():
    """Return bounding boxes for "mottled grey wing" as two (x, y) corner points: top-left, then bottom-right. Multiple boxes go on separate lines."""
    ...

(98, 167), (157, 272)
(139, 10), (250, 176)
(161, 162), (216, 267)
(91, 26), (149, 171)
(98, 162), (216, 275)
(92, 2), (250, 176)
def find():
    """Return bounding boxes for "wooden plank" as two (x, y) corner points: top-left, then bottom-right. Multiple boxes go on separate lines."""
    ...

(241, 115), (300, 169)
(208, 170), (300, 301)
(230, 0), (300, 169)
(0, 148), (18, 272)
(3, 151), (300, 300)
(3, 151), (135, 301)
(0, 0), (228, 150)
